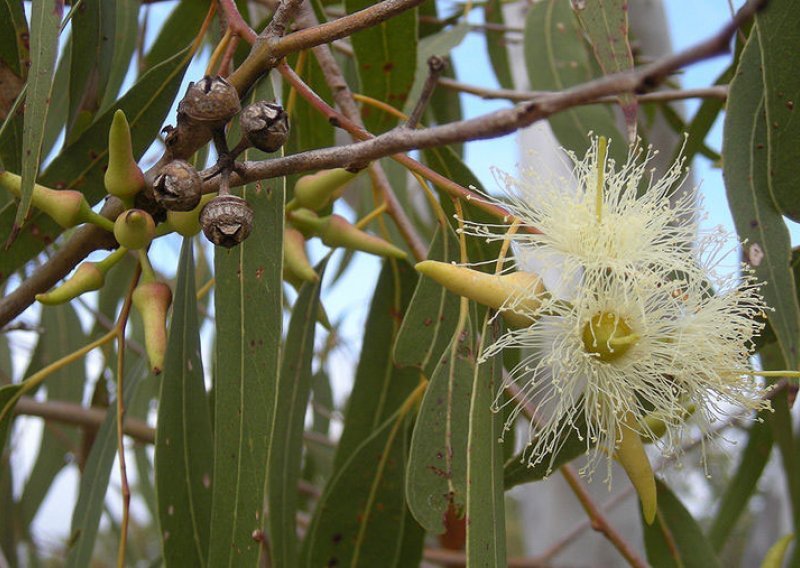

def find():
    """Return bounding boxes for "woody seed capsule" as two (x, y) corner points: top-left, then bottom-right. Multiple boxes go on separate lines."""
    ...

(153, 160), (203, 211)
(178, 75), (241, 129)
(240, 101), (289, 153)
(199, 195), (254, 247)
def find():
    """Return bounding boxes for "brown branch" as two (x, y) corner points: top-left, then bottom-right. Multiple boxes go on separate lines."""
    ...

(439, 78), (729, 104)
(218, 0), (257, 43)
(421, 548), (549, 568)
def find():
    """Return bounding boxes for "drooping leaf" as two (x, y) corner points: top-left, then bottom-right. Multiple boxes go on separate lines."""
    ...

(754, 0), (800, 221)
(0, 43), (193, 283)
(156, 239), (214, 567)
(465, 313), (506, 566)
(14, 0), (64, 230)
(208, 79), (285, 568)
(65, 359), (148, 567)
(19, 304), (87, 527)
(394, 226), (461, 377)
(345, 0), (417, 133)
(267, 261), (326, 567)
(484, 0), (515, 90)
(643, 480), (721, 568)
(406, 314), (475, 533)
(0, 0), (29, 173)
(524, 0), (624, 162)
(723, 28), (800, 369)
(98, 0), (141, 113)
(572, 0), (636, 138)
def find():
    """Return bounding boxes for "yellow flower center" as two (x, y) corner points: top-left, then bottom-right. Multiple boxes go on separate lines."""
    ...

(581, 312), (638, 362)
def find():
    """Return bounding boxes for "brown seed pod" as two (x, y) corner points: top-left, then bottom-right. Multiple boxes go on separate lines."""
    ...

(153, 160), (203, 211)
(178, 75), (241, 128)
(240, 101), (289, 153)
(199, 195), (254, 247)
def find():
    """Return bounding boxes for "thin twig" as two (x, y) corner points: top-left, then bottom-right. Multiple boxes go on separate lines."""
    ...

(406, 56), (447, 129)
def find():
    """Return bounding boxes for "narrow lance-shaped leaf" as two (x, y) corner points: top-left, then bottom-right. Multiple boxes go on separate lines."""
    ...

(208, 78), (285, 567)
(13, 0), (64, 233)
(465, 314), (506, 567)
(0, 0), (29, 174)
(267, 261), (326, 567)
(156, 239), (214, 567)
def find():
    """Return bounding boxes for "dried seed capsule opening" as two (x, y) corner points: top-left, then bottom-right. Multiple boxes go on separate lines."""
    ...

(199, 195), (254, 248)
(240, 101), (290, 153)
(178, 75), (241, 128)
(154, 160), (203, 212)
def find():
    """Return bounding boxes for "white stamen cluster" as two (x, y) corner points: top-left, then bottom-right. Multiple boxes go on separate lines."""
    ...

(469, 139), (771, 480)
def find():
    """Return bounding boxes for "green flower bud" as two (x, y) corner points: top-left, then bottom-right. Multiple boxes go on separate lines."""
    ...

(284, 227), (318, 283)
(288, 168), (358, 212)
(166, 193), (215, 237)
(415, 261), (545, 329)
(0, 171), (93, 228)
(114, 209), (156, 250)
(615, 413), (657, 525)
(36, 262), (105, 305)
(104, 110), (145, 201)
(132, 281), (172, 375)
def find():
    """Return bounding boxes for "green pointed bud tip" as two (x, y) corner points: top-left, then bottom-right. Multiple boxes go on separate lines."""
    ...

(293, 168), (359, 211)
(615, 414), (657, 525)
(320, 215), (406, 259)
(133, 281), (172, 375)
(35, 262), (105, 305)
(415, 261), (544, 328)
(114, 209), (156, 250)
(1, 171), (91, 228)
(105, 110), (145, 199)
(284, 227), (318, 283)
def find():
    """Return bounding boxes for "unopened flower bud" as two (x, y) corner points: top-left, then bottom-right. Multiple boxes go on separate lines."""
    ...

(178, 75), (241, 129)
(0, 171), (93, 228)
(284, 227), (318, 283)
(133, 281), (172, 375)
(36, 262), (105, 305)
(240, 101), (289, 153)
(166, 193), (215, 237)
(288, 168), (358, 211)
(114, 209), (155, 250)
(199, 195), (254, 247)
(154, 160), (202, 211)
(415, 261), (545, 329)
(615, 413), (657, 525)
(104, 110), (145, 202)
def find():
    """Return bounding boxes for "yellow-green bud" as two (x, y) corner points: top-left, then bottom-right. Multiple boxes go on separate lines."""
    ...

(322, 215), (406, 259)
(284, 227), (318, 283)
(0, 171), (93, 228)
(132, 281), (172, 375)
(415, 261), (545, 328)
(36, 262), (105, 305)
(289, 168), (359, 211)
(104, 110), (145, 201)
(615, 413), (657, 525)
(113, 209), (156, 250)
(166, 193), (215, 237)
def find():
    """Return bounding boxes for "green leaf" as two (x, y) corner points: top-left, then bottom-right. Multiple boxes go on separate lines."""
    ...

(572, 0), (636, 137)
(267, 261), (326, 567)
(0, 0), (29, 173)
(144, 0), (210, 70)
(761, 533), (795, 568)
(754, 0), (800, 221)
(0, 430), (15, 566)
(524, 0), (623, 161)
(465, 314), (506, 566)
(0, 382), (24, 458)
(19, 304), (87, 527)
(0, 43), (193, 284)
(406, 315), (475, 533)
(394, 226), (461, 377)
(333, 260), (419, 468)
(65, 359), (148, 567)
(301, 406), (424, 567)
(484, 0), (514, 90)
(98, 0), (140, 113)
(156, 239), (214, 567)
(14, 0), (64, 230)
(675, 64), (732, 165)
(643, 480), (721, 568)
(208, 79), (285, 568)
(345, 0), (417, 133)
(40, 37), (71, 161)
(707, 411), (773, 551)
(66, 0), (116, 139)
(723, 28), (800, 369)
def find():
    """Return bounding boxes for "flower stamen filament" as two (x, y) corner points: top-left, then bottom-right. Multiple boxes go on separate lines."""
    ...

(595, 136), (608, 223)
